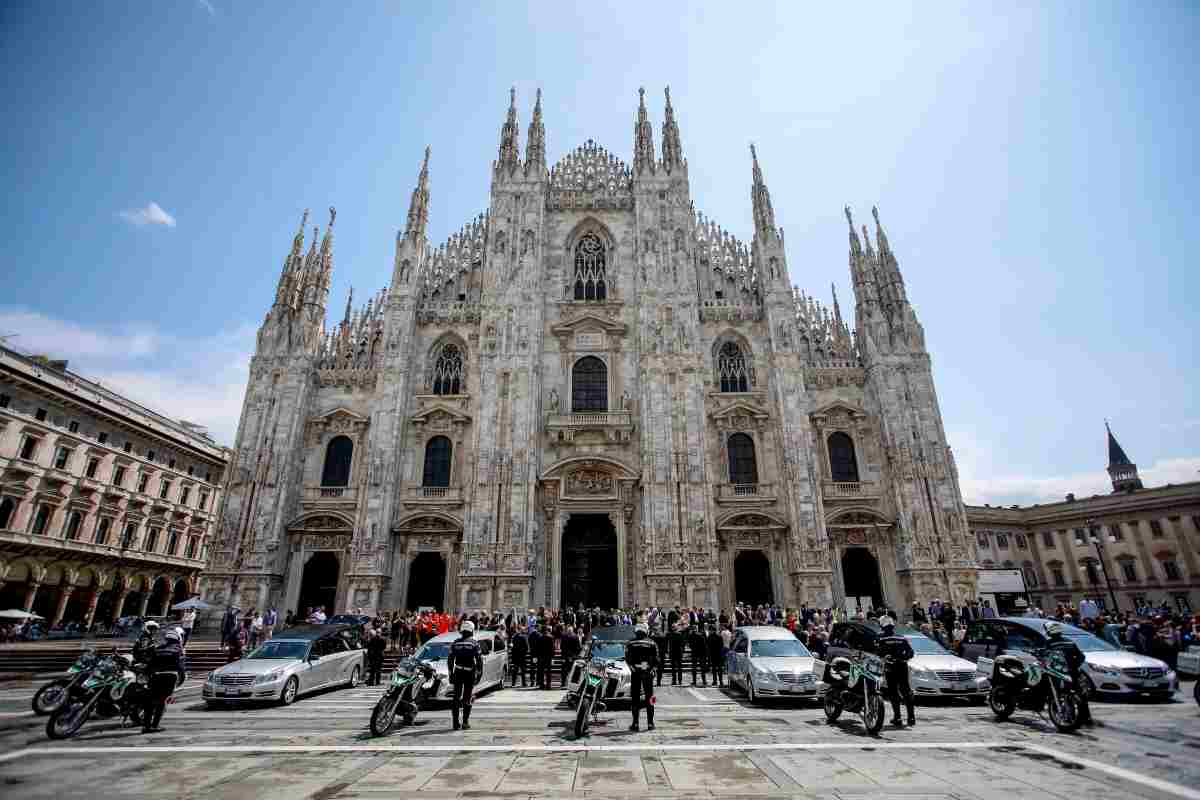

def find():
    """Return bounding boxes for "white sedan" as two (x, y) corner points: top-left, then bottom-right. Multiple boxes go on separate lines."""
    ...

(905, 634), (990, 699)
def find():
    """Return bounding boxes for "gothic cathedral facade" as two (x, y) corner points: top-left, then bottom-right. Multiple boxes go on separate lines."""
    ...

(201, 88), (978, 617)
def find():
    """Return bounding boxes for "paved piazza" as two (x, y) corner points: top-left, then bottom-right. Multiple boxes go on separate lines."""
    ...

(0, 679), (1197, 799)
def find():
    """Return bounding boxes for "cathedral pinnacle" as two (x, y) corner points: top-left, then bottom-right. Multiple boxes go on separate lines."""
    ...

(845, 206), (861, 255)
(404, 147), (431, 242)
(749, 143), (776, 236)
(634, 87), (656, 175)
(497, 86), (520, 173)
(661, 86), (683, 172)
(343, 286), (353, 327)
(872, 205), (891, 254)
(525, 88), (546, 176)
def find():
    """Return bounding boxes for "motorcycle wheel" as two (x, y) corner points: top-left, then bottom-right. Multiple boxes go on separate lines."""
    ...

(369, 695), (399, 737)
(863, 692), (886, 735)
(988, 687), (1016, 721)
(46, 700), (90, 740)
(573, 691), (592, 738)
(1048, 688), (1081, 733)
(32, 681), (70, 716)
(823, 690), (843, 722)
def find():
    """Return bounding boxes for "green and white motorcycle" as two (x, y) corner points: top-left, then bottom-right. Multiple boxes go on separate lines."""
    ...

(819, 654), (887, 735)
(32, 650), (100, 715)
(369, 659), (441, 736)
(573, 657), (623, 739)
(46, 654), (147, 739)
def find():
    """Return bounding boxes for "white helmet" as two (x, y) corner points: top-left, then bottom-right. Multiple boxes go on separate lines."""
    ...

(460, 620), (475, 634)
(163, 628), (182, 643)
(144, 620), (160, 632)
(173, 626), (185, 639)
(878, 615), (895, 629)
(634, 623), (649, 636)
(1044, 621), (1063, 637)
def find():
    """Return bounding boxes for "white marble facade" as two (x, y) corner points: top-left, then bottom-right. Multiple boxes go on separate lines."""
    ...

(203, 89), (977, 618)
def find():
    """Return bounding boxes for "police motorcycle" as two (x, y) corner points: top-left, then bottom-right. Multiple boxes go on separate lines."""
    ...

(979, 647), (1084, 732)
(369, 658), (441, 736)
(816, 653), (887, 735)
(46, 652), (148, 739)
(573, 655), (624, 738)
(32, 649), (100, 715)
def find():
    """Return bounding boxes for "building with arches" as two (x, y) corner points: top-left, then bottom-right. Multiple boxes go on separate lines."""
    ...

(0, 345), (227, 627)
(207, 88), (977, 616)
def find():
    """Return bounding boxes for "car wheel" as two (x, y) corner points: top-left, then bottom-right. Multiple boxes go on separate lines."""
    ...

(279, 676), (300, 706)
(347, 666), (361, 689)
(747, 676), (758, 705)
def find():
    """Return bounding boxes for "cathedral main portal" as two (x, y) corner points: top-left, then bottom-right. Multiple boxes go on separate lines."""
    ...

(561, 514), (618, 609)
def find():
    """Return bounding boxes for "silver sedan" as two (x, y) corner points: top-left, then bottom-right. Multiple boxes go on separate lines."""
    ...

(203, 628), (364, 707)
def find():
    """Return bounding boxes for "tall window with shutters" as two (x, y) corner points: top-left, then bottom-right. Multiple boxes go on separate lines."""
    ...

(422, 436), (452, 488)
(827, 432), (860, 483)
(727, 433), (758, 485)
(321, 436), (354, 487)
(571, 357), (608, 412)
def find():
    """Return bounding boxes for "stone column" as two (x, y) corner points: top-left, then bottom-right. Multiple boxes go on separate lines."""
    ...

(255, 580), (269, 613)
(137, 592), (151, 617)
(284, 547), (305, 616)
(22, 581), (40, 613)
(83, 591), (100, 629)
(445, 543), (462, 612)
(52, 586), (74, 626)
(369, 582), (381, 615)
(112, 589), (130, 622)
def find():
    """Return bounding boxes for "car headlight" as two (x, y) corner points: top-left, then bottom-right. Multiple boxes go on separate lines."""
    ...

(1091, 664), (1122, 678)
(909, 666), (933, 679)
(751, 663), (773, 678)
(254, 669), (285, 685)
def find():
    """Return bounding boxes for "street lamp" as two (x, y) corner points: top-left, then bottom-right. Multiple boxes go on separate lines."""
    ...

(1075, 518), (1119, 613)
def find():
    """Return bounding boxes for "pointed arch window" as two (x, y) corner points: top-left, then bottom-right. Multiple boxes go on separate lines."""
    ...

(0, 497), (15, 529)
(828, 432), (860, 483)
(422, 436), (452, 488)
(716, 341), (751, 392)
(727, 433), (758, 485)
(573, 233), (607, 301)
(431, 343), (465, 395)
(321, 436), (354, 487)
(571, 356), (608, 412)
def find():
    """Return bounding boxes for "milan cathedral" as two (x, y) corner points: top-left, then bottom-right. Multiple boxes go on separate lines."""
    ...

(202, 87), (978, 617)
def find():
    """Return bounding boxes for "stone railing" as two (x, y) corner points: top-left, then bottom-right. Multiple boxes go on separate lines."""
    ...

(545, 411), (635, 445)
(302, 486), (360, 503)
(401, 486), (465, 507)
(822, 480), (880, 499)
(714, 482), (777, 504)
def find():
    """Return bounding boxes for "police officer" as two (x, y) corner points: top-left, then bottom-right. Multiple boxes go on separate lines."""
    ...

(509, 626), (529, 687)
(652, 617), (669, 687)
(668, 622), (685, 686)
(141, 627), (186, 733)
(560, 626), (581, 688)
(535, 623), (554, 689)
(447, 621), (484, 730)
(688, 624), (708, 686)
(877, 616), (915, 727)
(132, 619), (160, 665)
(706, 625), (726, 687)
(1043, 621), (1091, 725)
(625, 623), (659, 732)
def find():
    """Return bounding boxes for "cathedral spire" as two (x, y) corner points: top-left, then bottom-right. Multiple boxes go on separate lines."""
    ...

(404, 146), (431, 243)
(634, 87), (656, 175)
(497, 86), (520, 174)
(872, 205), (891, 255)
(524, 88), (546, 176)
(845, 206), (861, 256)
(750, 143), (776, 237)
(275, 208), (309, 307)
(661, 86), (683, 172)
(1106, 420), (1143, 492)
(342, 285), (353, 328)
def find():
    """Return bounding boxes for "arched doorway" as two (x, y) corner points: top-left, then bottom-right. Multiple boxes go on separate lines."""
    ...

(841, 547), (884, 611)
(406, 552), (446, 611)
(298, 552), (340, 618)
(734, 550), (774, 606)
(148, 577), (171, 617)
(171, 578), (190, 608)
(561, 514), (617, 609)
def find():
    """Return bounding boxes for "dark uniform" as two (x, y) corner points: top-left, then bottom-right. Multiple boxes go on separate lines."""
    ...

(509, 630), (529, 687)
(877, 631), (915, 726)
(706, 627), (725, 687)
(560, 630), (581, 688)
(1044, 633), (1091, 724)
(141, 639), (186, 733)
(534, 626), (554, 689)
(688, 626), (708, 686)
(132, 631), (158, 665)
(652, 628), (669, 687)
(446, 634), (484, 730)
(668, 626), (685, 685)
(625, 635), (659, 731)
(365, 633), (387, 686)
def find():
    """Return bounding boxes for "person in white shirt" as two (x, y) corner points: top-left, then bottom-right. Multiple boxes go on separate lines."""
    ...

(180, 609), (196, 645)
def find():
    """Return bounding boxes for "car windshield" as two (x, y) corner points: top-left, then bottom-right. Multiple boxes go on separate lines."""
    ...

(906, 636), (950, 655)
(589, 642), (629, 661)
(1065, 632), (1118, 652)
(750, 639), (811, 658)
(415, 642), (451, 662)
(247, 641), (308, 660)
(327, 615), (364, 625)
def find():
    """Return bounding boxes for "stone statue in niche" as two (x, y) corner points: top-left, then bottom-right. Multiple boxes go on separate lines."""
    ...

(620, 389), (632, 411)
(548, 388), (559, 412)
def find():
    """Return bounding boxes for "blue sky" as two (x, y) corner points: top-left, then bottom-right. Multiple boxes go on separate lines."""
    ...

(2, 1), (1197, 505)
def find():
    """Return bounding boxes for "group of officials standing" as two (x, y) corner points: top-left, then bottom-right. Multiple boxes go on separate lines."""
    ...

(652, 622), (728, 688)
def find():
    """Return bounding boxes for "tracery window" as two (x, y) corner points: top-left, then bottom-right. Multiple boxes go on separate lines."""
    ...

(716, 341), (750, 392)
(571, 356), (608, 412)
(727, 433), (758, 485)
(321, 436), (354, 487)
(828, 432), (860, 483)
(422, 436), (452, 488)
(573, 233), (607, 301)
(431, 343), (465, 395)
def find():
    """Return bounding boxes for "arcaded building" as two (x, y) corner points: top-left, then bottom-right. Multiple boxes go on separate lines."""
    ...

(204, 88), (977, 617)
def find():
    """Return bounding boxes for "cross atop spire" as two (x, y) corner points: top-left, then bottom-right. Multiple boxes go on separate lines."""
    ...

(497, 86), (520, 173)
(404, 146), (431, 242)
(634, 87), (656, 175)
(661, 86), (683, 172)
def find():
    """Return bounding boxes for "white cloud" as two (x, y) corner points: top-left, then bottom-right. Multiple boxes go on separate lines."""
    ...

(196, 0), (215, 16)
(957, 456), (1200, 507)
(119, 202), (176, 228)
(0, 308), (252, 445)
